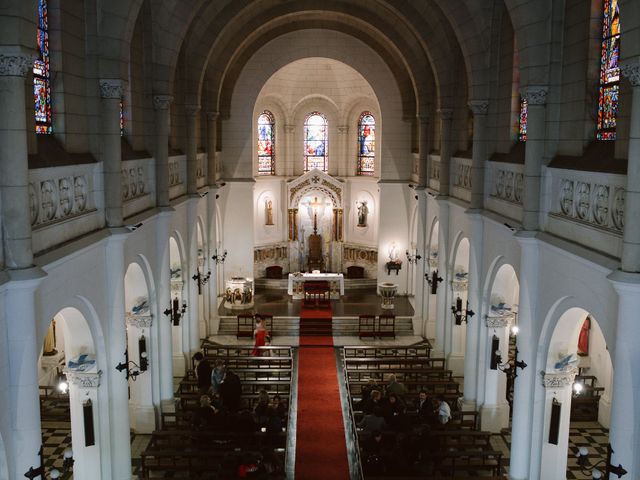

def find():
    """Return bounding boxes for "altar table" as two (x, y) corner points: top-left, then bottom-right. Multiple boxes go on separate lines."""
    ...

(287, 273), (344, 299)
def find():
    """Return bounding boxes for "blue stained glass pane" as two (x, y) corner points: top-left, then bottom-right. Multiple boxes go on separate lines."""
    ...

(257, 111), (275, 175)
(304, 112), (327, 172)
(357, 112), (375, 175)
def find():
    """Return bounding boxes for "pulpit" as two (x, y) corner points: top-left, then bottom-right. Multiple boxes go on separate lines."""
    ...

(307, 233), (324, 272)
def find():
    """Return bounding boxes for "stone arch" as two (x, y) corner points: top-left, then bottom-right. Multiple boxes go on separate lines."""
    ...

(169, 233), (189, 375)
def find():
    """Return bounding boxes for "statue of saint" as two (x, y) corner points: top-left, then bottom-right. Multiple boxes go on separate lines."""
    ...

(357, 200), (368, 227)
(43, 320), (58, 356)
(265, 199), (274, 225)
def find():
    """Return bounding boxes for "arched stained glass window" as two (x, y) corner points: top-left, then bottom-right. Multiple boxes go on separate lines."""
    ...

(597, 0), (620, 141)
(357, 112), (375, 175)
(304, 112), (327, 172)
(518, 97), (528, 142)
(257, 111), (275, 175)
(120, 99), (125, 137)
(34, 0), (52, 134)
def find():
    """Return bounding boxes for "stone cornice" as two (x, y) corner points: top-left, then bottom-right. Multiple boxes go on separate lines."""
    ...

(0, 54), (34, 77)
(153, 95), (173, 110)
(485, 313), (514, 328)
(125, 313), (153, 328)
(521, 86), (548, 105)
(541, 367), (577, 389)
(468, 100), (489, 115)
(65, 369), (102, 388)
(99, 79), (125, 99)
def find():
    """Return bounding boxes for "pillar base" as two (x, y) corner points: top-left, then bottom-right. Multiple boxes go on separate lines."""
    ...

(480, 402), (510, 433)
(130, 404), (157, 434)
(446, 353), (465, 376)
(461, 398), (476, 412)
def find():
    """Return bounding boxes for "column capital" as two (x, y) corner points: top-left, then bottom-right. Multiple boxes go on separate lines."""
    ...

(184, 104), (201, 116)
(0, 53), (34, 77)
(468, 100), (489, 115)
(541, 367), (578, 389)
(520, 86), (548, 105)
(125, 313), (154, 328)
(153, 95), (174, 110)
(437, 108), (454, 120)
(337, 125), (349, 134)
(485, 313), (514, 328)
(65, 369), (102, 388)
(99, 79), (125, 99)
(621, 58), (640, 87)
(206, 111), (220, 121)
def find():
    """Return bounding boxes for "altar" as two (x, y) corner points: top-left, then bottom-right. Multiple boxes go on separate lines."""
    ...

(287, 272), (344, 299)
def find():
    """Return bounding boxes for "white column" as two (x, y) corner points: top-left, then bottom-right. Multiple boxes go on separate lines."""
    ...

(607, 271), (640, 478)
(447, 278), (467, 376)
(155, 209), (175, 411)
(185, 104), (200, 196)
(104, 229), (132, 479)
(509, 231), (540, 479)
(65, 370), (103, 478)
(206, 111), (219, 184)
(413, 188), (428, 336)
(99, 79), (125, 227)
(417, 114), (430, 187)
(186, 197), (201, 354)
(438, 109), (453, 197)
(462, 211), (484, 409)
(538, 369), (578, 480)
(480, 316), (512, 432)
(172, 278), (186, 377)
(154, 95), (173, 207)
(207, 187), (220, 333)
(126, 314), (155, 433)
(468, 100), (488, 210)
(5, 268), (46, 480)
(520, 87), (547, 231)
(337, 125), (349, 177)
(284, 124), (295, 177)
(434, 197), (450, 352)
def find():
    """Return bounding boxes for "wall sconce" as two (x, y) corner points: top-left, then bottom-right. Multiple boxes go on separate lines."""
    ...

(56, 371), (69, 394)
(115, 348), (147, 381)
(405, 250), (422, 264)
(212, 249), (227, 264)
(494, 327), (527, 379)
(451, 296), (474, 325)
(139, 335), (148, 371)
(576, 444), (627, 479)
(25, 446), (74, 479)
(426, 270), (443, 294)
(192, 267), (211, 295)
(164, 296), (187, 326)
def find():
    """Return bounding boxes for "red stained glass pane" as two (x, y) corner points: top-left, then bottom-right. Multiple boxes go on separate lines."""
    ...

(304, 112), (327, 172)
(257, 111), (275, 175)
(597, 0), (620, 141)
(357, 112), (375, 175)
(34, 0), (51, 134)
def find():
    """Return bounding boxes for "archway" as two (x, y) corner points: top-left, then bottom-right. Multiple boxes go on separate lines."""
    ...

(38, 307), (101, 478)
(169, 235), (188, 376)
(124, 261), (155, 434)
(540, 307), (613, 479)
(446, 235), (470, 375)
(424, 218), (439, 339)
(480, 262), (519, 432)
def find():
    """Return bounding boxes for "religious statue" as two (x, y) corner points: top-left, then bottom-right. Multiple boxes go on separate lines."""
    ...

(43, 319), (57, 356)
(265, 199), (274, 225)
(356, 200), (368, 227)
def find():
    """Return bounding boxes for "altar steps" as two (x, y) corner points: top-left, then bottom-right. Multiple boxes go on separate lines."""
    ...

(216, 315), (415, 337)
(254, 277), (378, 291)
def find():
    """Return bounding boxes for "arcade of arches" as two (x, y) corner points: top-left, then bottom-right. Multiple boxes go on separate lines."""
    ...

(1, 0), (640, 479)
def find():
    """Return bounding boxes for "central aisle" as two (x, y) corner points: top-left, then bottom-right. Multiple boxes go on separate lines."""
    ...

(295, 334), (350, 479)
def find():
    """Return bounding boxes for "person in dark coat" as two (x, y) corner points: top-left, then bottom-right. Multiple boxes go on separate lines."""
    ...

(193, 352), (212, 394)
(221, 368), (242, 412)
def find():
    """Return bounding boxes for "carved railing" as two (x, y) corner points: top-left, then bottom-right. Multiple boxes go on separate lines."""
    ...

(545, 166), (625, 257)
(450, 156), (472, 202)
(196, 152), (207, 188)
(485, 161), (524, 222)
(122, 157), (155, 219)
(29, 163), (102, 253)
(168, 155), (187, 199)
(428, 155), (440, 192)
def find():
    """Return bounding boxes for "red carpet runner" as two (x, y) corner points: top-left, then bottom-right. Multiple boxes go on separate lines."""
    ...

(295, 308), (350, 478)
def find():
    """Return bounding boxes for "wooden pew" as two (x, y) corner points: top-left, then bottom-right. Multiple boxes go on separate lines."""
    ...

(343, 345), (432, 359)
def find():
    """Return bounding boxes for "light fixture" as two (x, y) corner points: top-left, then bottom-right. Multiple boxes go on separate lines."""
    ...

(115, 348), (146, 381)
(451, 296), (475, 325)
(426, 270), (443, 294)
(573, 382), (584, 395)
(494, 327), (527, 379)
(164, 296), (187, 326)
(192, 267), (211, 295)
(25, 446), (74, 479)
(576, 444), (627, 479)
(212, 249), (227, 264)
(405, 250), (422, 264)
(56, 371), (69, 394)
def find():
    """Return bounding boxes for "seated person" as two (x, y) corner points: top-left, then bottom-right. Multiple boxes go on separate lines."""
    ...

(382, 393), (407, 430)
(414, 390), (435, 423)
(436, 395), (451, 425)
(192, 394), (221, 430)
(254, 389), (271, 426)
(362, 389), (382, 414)
(359, 406), (387, 435)
(385, 374), (408, 399)
(362, 430), (386, 475)
(271, 394), (288, 419)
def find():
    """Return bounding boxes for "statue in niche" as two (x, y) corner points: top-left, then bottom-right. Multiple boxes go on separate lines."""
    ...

(265, 199), (274, 225)
(356, 200), (369, 227)
(43, 319), (58, 356)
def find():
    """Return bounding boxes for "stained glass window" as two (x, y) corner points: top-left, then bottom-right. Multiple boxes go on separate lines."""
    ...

(257, 111), (275, 175)
(34, 0), (51, 134)
(597, 0), (620, 141)
(357, 112), (375, 175)
(518, 97), (528, 142)
(120, 99), (125, 137)
(304, 112), (327, 172)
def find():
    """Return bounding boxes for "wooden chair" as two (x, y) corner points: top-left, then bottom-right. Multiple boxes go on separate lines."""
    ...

(377, 314), (396, 339)
(358, 315), (376, 338)
(236, 313), (254, 338)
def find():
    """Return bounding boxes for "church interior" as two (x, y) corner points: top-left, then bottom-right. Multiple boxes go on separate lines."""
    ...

(1, 0), (639, 479)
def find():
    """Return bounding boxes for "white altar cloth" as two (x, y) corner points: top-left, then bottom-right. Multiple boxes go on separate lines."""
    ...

(287, 273), (345, 299)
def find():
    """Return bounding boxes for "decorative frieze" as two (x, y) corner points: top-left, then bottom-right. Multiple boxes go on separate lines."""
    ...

(122, 165), (147, 201)
(343, 244), (378, 264)
(485, 312), (515, 328)
(126, 313), (153, 328)
(168, 158), (182, 186)
(621, 59), (640, 87)
(254, 244), (288, 263)
(491, 165), (524, 205)
(452, 158), (472, 191)
(541, 367), (578, 389)
(0, 54), (34, 77)
(99, 79), (124, 99)
(65, 370), (102, 389)
(171, 279), (184, 295)
(29, 172), (94, 228)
